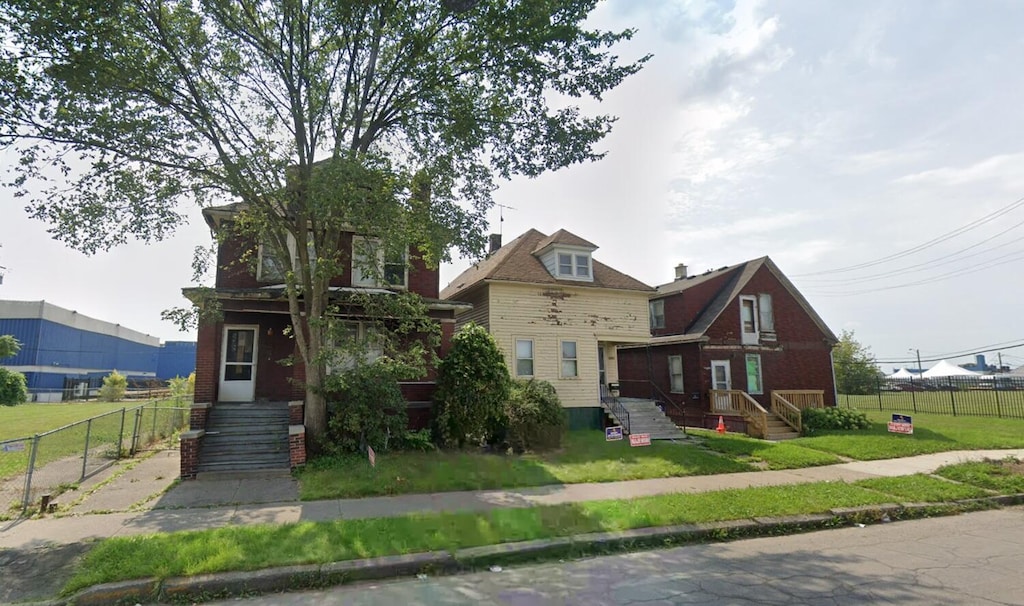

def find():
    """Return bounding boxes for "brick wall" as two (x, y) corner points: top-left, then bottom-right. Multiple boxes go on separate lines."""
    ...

(180, 431), (202, 479)
(189, 403), (210, 431)
(289, 426), (306, 467)
(194, 319), (219, 404)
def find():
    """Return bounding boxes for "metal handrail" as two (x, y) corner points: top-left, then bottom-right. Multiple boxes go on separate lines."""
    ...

(645, 380), (687, 435)
(600, 386), (630, 434)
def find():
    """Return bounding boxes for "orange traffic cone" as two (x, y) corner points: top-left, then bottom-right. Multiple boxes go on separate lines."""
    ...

(716, 416), (726, 434)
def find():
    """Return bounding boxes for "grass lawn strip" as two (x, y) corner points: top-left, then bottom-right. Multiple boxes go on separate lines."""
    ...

(790, 410), (1024, 460)
(299, 431), (753, 500)
(66, 477), (986, 594)
(934, 458), (1024, 493)
(688, 429), (842, 469)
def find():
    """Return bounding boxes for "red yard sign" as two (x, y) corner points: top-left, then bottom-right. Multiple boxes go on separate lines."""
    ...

(629, 433), (651, 447)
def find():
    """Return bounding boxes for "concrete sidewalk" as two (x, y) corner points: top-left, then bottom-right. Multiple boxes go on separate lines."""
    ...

(3, 448), (1023, 551)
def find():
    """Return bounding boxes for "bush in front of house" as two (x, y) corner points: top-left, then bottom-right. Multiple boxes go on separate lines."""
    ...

(168, 372), (195, 398)
(98, 370), (128, 402)
(802, 407), (871, 434)
(0, 367), (28, 406)
(500, 379), (565, 452)
(433, 322), (511, 448)
(324, 364), (409, 454)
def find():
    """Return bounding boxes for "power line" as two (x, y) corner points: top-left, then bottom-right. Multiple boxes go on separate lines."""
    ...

(793, 194), (1024, 277)
(875, 340), (1024, 364)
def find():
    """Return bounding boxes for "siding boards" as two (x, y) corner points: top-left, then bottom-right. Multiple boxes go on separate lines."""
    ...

(488, 282), (648, 409)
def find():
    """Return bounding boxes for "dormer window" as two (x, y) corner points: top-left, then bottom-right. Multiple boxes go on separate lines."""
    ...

(554, 250), (592, 281)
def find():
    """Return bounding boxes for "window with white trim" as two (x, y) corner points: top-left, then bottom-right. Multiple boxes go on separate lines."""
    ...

(258, 234), (315, 282)
(352, 236), (407, 288)
(326, 321), (383, 373)
(650, 299), (665, 329)
(554, 249), (592, 280)
(515, 339), (534, 377)
(561, 340), (578, 378)
(668, 355), (684, 393)
(745, 353), (763, 395)
(739, 295), (759, 345)
(758, 293), (775, 340)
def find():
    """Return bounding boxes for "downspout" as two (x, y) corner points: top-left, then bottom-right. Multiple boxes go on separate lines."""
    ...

(829, 347), (839, 408)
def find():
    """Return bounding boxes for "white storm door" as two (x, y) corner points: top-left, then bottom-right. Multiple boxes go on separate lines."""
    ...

(711, 360), (732, 411)
(220, 326), (258, 402)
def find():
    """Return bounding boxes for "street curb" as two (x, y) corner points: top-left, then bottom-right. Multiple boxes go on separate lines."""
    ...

(56, 494), (1024, 605)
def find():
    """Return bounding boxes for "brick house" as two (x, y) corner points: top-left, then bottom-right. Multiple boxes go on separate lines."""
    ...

(617, 257), (838, 439)
(179, 203), (469, 477)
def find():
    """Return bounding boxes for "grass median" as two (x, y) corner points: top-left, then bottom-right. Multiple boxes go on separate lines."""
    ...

(64, 467), (1006, 595)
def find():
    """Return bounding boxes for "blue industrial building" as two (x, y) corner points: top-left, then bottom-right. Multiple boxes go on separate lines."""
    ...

(0, 300), (195, 401)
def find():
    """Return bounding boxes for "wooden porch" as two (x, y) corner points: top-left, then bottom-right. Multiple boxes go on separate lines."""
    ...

(709, 389), (826, 440)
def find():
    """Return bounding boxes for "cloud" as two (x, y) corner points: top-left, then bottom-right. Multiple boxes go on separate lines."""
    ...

(895, 153), (1024, 188)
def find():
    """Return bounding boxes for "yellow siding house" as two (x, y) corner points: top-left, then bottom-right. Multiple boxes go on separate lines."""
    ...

(441, 229), (653, 429)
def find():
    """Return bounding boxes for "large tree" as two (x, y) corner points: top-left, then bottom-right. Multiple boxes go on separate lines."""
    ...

(0, 0), (647, 443)
(832, 330), (881, 395)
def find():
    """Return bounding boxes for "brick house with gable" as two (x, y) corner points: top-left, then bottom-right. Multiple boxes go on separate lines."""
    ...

(179, 203), (469, 477)
(617, 256), (838, 440)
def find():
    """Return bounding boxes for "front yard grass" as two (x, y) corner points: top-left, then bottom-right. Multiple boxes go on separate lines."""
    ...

(789, 410), (1024, 460)
(689, 429), (843, 469)
(65, 473), (1010, 594)
(299, 431), (753, 500)
(934, 458), (1024, 494)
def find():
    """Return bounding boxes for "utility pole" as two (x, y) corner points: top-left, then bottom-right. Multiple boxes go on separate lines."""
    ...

(998, 352), (1004, 373)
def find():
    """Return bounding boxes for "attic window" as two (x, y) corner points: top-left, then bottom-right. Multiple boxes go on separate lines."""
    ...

(555, 251), (592, 281)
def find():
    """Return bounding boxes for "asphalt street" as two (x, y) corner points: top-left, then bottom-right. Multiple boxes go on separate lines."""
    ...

(206, 506), (1024, 605)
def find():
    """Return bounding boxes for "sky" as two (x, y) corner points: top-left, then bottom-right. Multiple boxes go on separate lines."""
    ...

(2, 0), (1023, 372)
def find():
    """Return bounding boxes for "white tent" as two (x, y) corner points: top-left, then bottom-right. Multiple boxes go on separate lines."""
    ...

(922, 359), (981, 378)
(888, 368), (917, 379)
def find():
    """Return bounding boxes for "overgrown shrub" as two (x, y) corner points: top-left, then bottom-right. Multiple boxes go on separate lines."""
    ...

(324, 364), (408, 454)
(168, 372), (196, 398)
(802, 407), (871, 434)
(0, 367), (28, 406)
(98, 370), (128, 402)
(501, 379), (566, 452)
(433, 323), (510, 447)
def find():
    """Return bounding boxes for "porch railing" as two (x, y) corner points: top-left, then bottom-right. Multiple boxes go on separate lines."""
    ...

(773, 390), (825, 410)
(710, 390), (769, 438)
(600, 385), (630, 435)
(770, 392), (802, 433)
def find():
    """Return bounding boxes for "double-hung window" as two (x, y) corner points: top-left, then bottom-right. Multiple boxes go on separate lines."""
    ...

(650, 299), (665, 329)
(352, 236), (407, 288)
(668, 355), (684, 393)
(561, 340), (578, 378)
(515, 339), (534, 377)
(739, 294), (776, 344)
(555, 250), (592, 280)
(258, 234), (315, 282)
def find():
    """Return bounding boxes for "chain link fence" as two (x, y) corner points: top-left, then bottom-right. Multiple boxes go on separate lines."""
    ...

(0, 399), (190, 519)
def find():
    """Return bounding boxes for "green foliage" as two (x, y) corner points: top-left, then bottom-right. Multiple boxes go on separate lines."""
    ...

(324, 364), (408, 454)
(0, 0), (645, 444)
(167, 373), (195, 398)
(433, 323), (510, 447)
(833, 330), (882, 395)
(802, 407), (871, 434)
(391, 429), (436, 452)
(0, 335), (21, 359)
(500, 379), (566, 453)
(0, 367), (28, 406)
(98, 370), (127, 402)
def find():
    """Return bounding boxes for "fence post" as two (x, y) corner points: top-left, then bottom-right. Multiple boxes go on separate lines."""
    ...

(81, 419), (92, 481)
(949, 377), (957, 416)
(910, 378), (917, 413)
(151, 403), (158, 440)
(116, 408), (126, 460)
(22, 435), (40, 511)
(877, 376), (882, 411)
(131, 407), (143, 455)
(995, 382), (1002, 418)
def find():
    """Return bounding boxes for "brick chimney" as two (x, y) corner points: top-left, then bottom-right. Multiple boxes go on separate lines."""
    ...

(488, 233), (502, 255)
(674, 263), (688, 280)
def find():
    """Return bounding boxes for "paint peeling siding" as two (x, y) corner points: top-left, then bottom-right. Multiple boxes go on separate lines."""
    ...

(488, 283), (649, 408)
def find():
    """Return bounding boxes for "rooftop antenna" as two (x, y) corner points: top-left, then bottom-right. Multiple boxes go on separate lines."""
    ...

(494, 203), (516, 238)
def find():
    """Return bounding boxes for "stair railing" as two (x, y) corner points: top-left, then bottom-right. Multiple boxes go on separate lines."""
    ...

(711, 390), (769, 438)
(600, 385), (630, 435)
(770, 392), (802, 433)
(645, 380), (687, 435)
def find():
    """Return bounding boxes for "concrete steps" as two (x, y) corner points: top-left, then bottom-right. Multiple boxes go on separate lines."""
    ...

(198, 402), (291, 473)
(603, 398), (686, 440)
